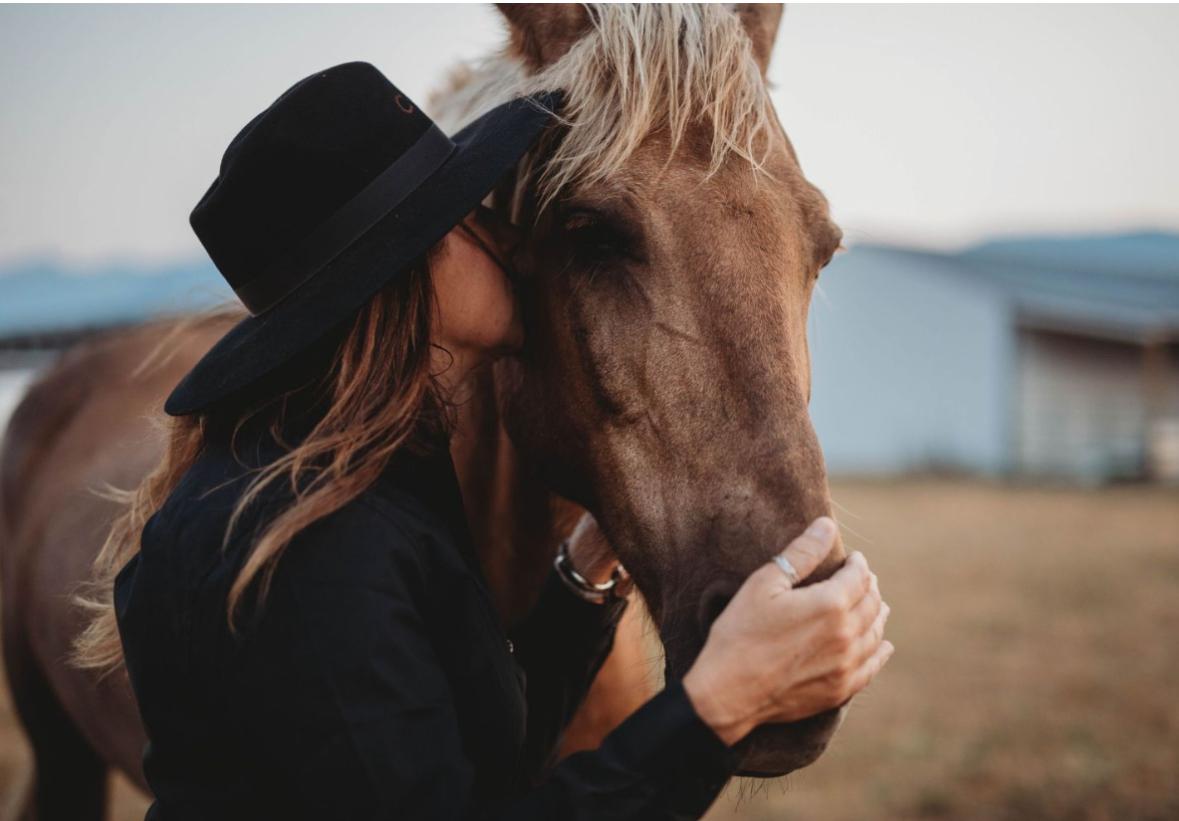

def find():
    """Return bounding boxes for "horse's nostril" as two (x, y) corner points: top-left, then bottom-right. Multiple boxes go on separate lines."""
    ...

(697, 584), (735, 638)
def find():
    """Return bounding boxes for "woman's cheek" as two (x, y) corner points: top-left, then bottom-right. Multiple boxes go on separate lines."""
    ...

(434, 235), (523, 354)
(477, 255), (522, 352)
(468, 276), (522, 352)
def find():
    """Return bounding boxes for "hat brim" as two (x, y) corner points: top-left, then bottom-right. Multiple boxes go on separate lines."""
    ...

(164, 92), (560, 417)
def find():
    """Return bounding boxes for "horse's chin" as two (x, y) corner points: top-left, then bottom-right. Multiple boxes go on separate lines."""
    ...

(663, 639), (847, 777)
(732, 706), (847, 778)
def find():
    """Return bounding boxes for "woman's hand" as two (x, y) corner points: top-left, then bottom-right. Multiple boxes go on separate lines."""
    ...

(682, 517), (893, 746)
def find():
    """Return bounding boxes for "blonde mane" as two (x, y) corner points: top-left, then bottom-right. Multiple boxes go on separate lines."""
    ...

(431, 4), (776, 204)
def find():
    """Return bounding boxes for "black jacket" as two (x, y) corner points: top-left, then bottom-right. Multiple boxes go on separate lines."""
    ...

(115, 423), (736, 820)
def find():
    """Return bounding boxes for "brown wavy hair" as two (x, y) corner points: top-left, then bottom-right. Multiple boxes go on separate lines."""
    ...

(73, 250), (446, 671)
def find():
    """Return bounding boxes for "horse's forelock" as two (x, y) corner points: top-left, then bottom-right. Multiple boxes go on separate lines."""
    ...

(430, 5), (777, 206)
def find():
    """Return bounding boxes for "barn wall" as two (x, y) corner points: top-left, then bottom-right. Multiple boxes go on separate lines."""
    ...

(1014, 330), (1179, 481)
(807, 248), (1011, 475)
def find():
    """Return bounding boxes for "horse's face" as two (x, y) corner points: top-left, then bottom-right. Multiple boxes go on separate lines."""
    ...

(497, 4), (846, 776)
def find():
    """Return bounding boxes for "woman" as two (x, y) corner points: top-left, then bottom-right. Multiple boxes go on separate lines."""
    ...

(77, 63), (892, 820)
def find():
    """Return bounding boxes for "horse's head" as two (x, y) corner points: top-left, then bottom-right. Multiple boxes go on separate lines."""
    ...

(478, 4), (845, 775)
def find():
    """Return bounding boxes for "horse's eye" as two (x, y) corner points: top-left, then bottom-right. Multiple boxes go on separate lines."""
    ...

(562, 208), (631, 260)
(815, 224), (844, 275)
(563, 211), (599, 233)
(812, 243), (843, 281)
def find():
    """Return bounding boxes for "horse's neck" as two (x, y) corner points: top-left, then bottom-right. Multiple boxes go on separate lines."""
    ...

(449, 368), (582, 625)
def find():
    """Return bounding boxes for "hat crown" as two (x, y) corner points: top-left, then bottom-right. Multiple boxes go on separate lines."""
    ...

(190, 62), (437, 295)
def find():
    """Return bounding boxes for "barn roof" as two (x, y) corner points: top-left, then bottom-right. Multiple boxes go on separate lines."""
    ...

(859, 231), (1179, 344)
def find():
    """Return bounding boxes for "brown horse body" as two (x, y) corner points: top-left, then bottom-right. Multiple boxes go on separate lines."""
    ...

(2, 5), (849, 818)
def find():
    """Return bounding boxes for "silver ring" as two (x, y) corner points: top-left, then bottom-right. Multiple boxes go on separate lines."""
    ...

(772, 554), (801, 586)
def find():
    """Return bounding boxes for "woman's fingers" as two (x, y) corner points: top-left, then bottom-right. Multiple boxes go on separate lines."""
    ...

(848, 599), (890, 667)
(847, 639), (895, 698)
(844, 572), (882, 636)
(795, 550), (872, 612)
(774, 516), (840, 587)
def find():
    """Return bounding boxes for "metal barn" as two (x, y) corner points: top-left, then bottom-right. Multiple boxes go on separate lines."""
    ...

(808, 232), (1179, 482)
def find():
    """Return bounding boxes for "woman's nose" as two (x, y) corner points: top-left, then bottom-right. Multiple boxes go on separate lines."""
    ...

(487, 213), (523, 256)
(497, 220), (524, 256)
(476, 204), (524, 256)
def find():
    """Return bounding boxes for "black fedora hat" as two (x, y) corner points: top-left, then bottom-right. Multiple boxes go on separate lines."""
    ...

(164, 61), (559, 416)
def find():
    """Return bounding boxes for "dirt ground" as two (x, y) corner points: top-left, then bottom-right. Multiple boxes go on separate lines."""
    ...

(1, 479), (1176, 820)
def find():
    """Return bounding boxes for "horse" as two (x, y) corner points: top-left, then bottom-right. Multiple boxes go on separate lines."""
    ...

(0, 5), (848, 819)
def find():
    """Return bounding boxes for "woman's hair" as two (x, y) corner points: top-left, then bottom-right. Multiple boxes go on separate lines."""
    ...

(73, 250), (446, 672)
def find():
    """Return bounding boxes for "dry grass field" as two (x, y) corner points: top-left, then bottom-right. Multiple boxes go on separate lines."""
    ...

(1, 479), (1176, 820)
(706, 479), (1179, 821)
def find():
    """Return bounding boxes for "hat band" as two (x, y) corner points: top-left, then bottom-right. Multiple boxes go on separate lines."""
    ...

(234, 123), (457, 315)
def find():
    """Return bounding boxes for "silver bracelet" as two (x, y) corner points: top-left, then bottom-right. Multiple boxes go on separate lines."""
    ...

(553, 539), (633, 605)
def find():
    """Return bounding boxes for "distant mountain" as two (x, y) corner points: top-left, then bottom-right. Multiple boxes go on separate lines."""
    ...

(0, 256), (232, 338)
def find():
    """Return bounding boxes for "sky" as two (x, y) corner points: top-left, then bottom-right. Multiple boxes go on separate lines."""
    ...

(2, 4), (1178, 268)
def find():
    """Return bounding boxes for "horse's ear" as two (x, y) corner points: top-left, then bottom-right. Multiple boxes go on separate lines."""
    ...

(497, 3), (590, 71)
(733, 3), (784, 75)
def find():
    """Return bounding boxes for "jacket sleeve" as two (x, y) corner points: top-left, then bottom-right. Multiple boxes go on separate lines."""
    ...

(509, 567), (628, 777)
(241, 513), (737, 821)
